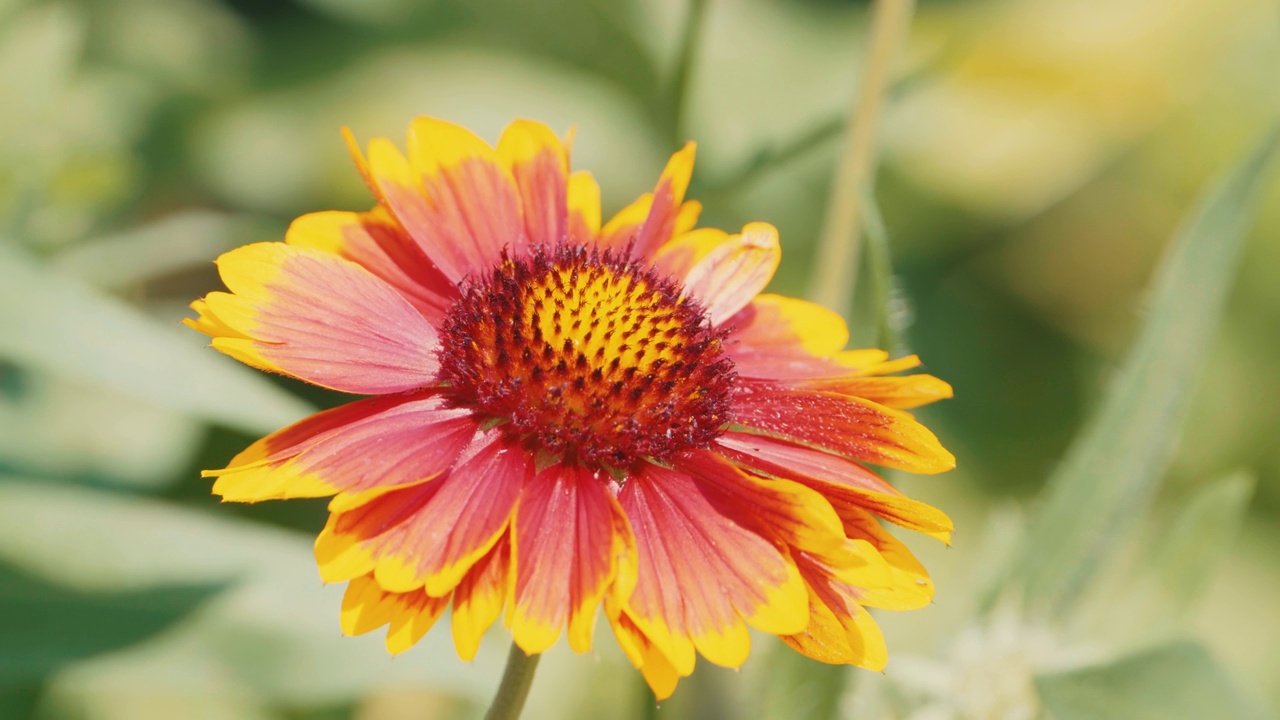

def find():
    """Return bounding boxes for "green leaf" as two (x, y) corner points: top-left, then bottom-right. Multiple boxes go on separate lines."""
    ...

(0, 559), (225, 717)
(0, 562), (226, 685)
(0, 369), (203, 490)
(1035, 641), (1277, 720)
(0, 479), (503, 708)
(50, 211), (275, 291)
(1014, 121), (1280, 618)
(0, 243), (313, 435)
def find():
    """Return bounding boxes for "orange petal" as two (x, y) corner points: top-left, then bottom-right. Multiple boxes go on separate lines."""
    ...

(598, 193), (652, 250)
(192, 242), (440, 395)
(651, 227), (731, 280)
(619, 463), (809, 672)
(605, 598), (684, 701)
(598, 143), (697, 258)
(185, 298), (248, 340)
(285, 207), (456, 323)
(676, 449), (845, 558)
(679, 222), (780, 326)
(314, 430), (527, 595)
(338, 574), (452, 655)
(497, 119), (569, 247)
(629, 142), (696, 258)
(800, 373), (954, 410)
(509, 463), (635, 654)
(340, 574), (396, 636)
(207, 392), (476, 505)
(731, 384), (956, 475)
(782, 555), (888, 670)
(452, 533), (512, 661)
(567, 170), (601, 245)
(716, 431), (954, 543)
(360, 119), (522, 283)
(342, 126), (385, 206)
(841, 508), (936, 611)
(722, 294), (856, 380)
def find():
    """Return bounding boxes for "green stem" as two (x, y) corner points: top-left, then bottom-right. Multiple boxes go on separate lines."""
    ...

(666, 0), (709, 145)
(859, 187), (899, 352)
(700, 115), (845, 199)
(808, 0), (916, 319)
(483, 644), (542, 720)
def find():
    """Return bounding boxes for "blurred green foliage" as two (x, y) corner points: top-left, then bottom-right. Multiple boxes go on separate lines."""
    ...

(2, 0), (1279, 718)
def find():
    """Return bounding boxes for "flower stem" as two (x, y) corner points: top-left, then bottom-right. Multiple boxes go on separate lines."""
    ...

(483, 644), (542, 720)
(666, 0), (710, 145)
(808, 0), (916, 319)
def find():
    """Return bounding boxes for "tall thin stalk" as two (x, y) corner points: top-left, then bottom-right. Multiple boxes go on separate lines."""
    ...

(808, 0), (915, 318)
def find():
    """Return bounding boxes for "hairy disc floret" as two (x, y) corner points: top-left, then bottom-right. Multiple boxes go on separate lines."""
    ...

(436, 244), (736, 469)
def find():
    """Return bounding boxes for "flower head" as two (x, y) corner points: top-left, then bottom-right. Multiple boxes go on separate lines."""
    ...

(187, 117), (955, 699)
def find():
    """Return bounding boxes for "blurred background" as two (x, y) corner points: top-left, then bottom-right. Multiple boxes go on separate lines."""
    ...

(1, 0), (1279, 718)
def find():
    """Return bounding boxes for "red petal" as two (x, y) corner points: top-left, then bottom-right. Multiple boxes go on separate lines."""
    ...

(715, 431), (954, 542)
(675, 449), (845, 557)
(731, 384), (955, 474)
(286, 208), (457, 324)
(510, 463), (634, 654)
(209, 392), (477, 506)
(722, 294), (853, 380)
(618, 463), (808, 671)
(497, 119), (569, 248)
(195, 243), (441, 395)
(362, 119), (523, 283)
(315, 430), (528, 595)
(781, 553), (887, 669)
(598, 143), (696, 258)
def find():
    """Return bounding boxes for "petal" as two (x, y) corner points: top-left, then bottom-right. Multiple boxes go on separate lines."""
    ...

(598, 193), (652, 250)
(339, 574), (451, 655)
(384, 592), (451, 655)
(339, 574), (396, 636)
(362, 119), (522, 283)
(731, 384), (956, 475)
(650, 227), (731, 280)
(631, 142), (696, 258)
(509, 463), (636, 654)
(675, 449), (845, 558)
(451, 533), (512, 661)
(782, 554), (888, 670)
(678, 222), (780, 326)
(186, 298), (247, 339)
(598, 143), (697, 258)
(342, 126), (385, 206)
(619, 463), (809, 672)
(497, 119), (569, 247)
(674, 199), (702, 236)
(314, 430), (528, 594)
(605, 597), (684, 701)
(567, 170), (601, 245)
(842, 352), (925, 376)
(841, 508), (936, 611)
(285, 208), (456, 324)
(715, 431), (954, 543)
(723, 294), (855, 380)
(189, 242), (440, 395)
(799, 372), (954, 410)
(206, 392), (478, 507)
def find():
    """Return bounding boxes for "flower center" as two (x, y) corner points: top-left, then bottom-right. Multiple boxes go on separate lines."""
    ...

(437, 245), (735, 469)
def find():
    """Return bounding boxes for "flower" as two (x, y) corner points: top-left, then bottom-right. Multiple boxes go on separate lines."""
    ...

(187, 117), (955, 699)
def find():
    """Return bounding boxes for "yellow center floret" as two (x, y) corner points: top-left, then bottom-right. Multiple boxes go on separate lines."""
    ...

(437, 245), (736, 469)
